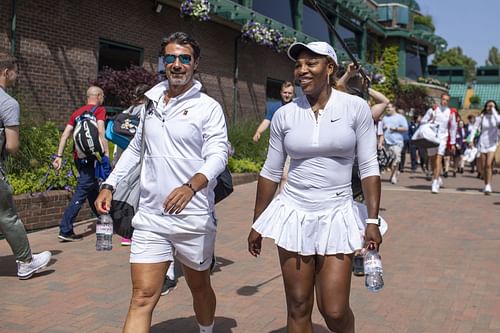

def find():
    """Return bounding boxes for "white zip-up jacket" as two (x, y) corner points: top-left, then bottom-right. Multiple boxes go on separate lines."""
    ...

(105, 80), (228, 215)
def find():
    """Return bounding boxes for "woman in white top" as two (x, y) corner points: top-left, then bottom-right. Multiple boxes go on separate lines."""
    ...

(248, 41), (382, 333)
(477, 100), (500, 194)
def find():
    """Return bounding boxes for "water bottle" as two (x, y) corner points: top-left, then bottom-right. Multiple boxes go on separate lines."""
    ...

(96, 214), (113, 251)
(364, 248), (384, 292)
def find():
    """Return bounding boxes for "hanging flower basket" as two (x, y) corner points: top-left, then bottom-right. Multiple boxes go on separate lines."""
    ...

(180, 0), (211, 21)
(241, 21), (296, 53)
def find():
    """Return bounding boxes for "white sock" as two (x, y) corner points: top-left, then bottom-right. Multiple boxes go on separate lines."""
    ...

(198, 322), (214, 333)
(166, 260), (175, 280)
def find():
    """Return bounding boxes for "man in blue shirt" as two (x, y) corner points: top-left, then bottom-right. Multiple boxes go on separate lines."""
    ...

(382, 103), (408, 184)
(252, 81), (294, 143)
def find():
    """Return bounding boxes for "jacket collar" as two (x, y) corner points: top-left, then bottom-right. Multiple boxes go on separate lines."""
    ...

(145, 79), (202, 103)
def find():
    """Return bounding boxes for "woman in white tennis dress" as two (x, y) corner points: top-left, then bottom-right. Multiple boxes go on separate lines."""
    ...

(477, 100), (500, 194)
(248, 41), (382, 333)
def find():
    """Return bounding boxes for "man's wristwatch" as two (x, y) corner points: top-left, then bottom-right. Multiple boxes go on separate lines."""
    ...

(365, 218), (381, 226)
(99, 183), (114, 192)
(183, 183), (197, 195)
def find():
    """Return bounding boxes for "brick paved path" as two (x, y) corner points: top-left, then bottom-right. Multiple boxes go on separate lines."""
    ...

(1, 168), (499, 333)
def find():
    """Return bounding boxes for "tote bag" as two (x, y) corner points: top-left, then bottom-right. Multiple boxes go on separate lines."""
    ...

(108, 103), (148, 239)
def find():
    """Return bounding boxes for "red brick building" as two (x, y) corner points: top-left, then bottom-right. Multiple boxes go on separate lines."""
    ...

(0, 0), (294, 125)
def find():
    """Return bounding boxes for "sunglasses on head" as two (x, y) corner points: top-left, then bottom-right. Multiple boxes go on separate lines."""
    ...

(164, 54), (192, 65)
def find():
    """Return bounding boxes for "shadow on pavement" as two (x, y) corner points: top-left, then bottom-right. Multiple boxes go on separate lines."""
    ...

(269, 323), (330, 332)
(151, 316), (237, 333)
(0, 249), (61, 277)
(404, 185), (430, 190)
(237, 273), (281, 296)
(211, 256), (234, 274)
(455, 187), (482, 192)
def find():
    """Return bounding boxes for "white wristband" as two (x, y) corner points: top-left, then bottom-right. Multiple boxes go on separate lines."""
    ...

(366, 218), (380, 226)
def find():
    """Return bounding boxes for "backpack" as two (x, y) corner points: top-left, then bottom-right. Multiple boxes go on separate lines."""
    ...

(73, 105), (104, 159)
(105, 110), (141, 150)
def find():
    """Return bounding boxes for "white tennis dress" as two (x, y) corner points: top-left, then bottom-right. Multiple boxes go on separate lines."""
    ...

(252, 89), (380, 255)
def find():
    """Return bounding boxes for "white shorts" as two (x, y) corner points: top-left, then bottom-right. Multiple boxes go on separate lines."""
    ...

(479, 143), (498, 154)
(130, 210), (217, 271)
(427, 138), (447, 156)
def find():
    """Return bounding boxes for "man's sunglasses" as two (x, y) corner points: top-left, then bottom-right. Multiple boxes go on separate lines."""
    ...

(164, 54), (192, 65)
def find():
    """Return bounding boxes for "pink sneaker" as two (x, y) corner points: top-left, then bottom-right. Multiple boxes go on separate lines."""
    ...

(121, 237), (132, 246)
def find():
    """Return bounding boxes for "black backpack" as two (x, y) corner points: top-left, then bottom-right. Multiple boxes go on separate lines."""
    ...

(73, 105), (104, 159)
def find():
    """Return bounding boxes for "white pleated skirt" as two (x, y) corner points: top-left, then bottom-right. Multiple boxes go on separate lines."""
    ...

(252, 193), (374, 256)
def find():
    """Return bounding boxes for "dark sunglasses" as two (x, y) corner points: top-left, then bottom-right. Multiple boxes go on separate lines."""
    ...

(164, 54), (192, 65)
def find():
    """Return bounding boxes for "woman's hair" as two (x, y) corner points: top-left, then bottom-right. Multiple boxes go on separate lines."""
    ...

(481, 99), (497, 114)
(133, 83), (150, 104)
(327, 58), (337, 88)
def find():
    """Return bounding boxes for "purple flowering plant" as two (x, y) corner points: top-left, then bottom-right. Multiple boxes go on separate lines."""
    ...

(241, 20), (296, 53)
(180, 0), (211, 21)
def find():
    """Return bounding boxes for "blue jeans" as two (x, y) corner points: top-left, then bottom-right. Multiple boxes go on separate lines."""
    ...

(59, 159), (99, 236)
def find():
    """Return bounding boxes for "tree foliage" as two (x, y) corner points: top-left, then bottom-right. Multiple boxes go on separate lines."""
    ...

(93, 66), (159, 107)
(372, 45), (400, 101)
(395, 84), (433, 115)
(413, 15), (435, 32)
(432, 47), (476, 81)
(486, 46), (500, 66)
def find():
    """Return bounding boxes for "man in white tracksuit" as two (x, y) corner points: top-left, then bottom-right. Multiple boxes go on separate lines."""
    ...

(95, 32), (228, 333)
(421, 93), (457, 193)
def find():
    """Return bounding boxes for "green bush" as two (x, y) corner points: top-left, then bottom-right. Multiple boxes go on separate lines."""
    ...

(227, 120), (270, 174)
(228, 120), (269, 163)
(228, 157), (263, 173)
(469, 95), (481, 106)
(413, 15), (435, 32)
(4, 120), (76, 195)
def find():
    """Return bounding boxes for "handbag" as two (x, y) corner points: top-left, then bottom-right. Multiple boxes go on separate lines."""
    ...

(214, 166), (233, 204)
(105, 111), (141, 150)
(377, 147), (394, 169)
(108, 102), (149, 239)
(411, 123), (440, 148)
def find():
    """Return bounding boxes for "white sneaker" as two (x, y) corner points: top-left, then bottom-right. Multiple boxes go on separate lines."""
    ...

(390, 175), (397, 184)
(438, 177), (443, 187)
(431, 180), (440, 194)
(484, 184), (492, 195)
(17, 251), (52, 280)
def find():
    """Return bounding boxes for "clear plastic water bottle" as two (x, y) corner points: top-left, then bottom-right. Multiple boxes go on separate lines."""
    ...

(364, 248), (384, 292)
(96, 214), (113, 251)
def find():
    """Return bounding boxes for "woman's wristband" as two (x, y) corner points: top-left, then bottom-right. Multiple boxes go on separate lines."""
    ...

(366, 218), (381, 226)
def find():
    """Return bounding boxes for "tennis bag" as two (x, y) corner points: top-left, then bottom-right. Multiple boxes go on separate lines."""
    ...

(411, 123), (440, 148)
(105, 112), (140, 150)
(73, 105), (104, 159)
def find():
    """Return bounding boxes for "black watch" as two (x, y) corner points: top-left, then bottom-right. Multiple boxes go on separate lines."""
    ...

(99, 183), (114, 192)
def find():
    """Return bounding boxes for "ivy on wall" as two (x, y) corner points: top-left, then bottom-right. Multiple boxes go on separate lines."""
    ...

(372, 45), (400, 101)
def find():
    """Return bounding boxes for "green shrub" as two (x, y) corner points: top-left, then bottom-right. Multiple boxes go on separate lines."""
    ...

(4, 120), (77, 195)
(228, 157), (263, 173)
(413, 15), (435, 32)
(228, 120), (269, 163)
(469, 95), (481, 106)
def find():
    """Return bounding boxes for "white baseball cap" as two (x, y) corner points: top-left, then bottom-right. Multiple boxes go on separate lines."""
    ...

(287, 41), (338, 65)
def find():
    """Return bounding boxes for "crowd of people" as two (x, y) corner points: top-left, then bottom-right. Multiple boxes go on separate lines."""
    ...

(374, 94), (499, 195)
(1, 30), (499, 333)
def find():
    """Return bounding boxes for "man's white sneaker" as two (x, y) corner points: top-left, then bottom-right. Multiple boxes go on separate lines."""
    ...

(431, 180), (440, 194)
(390, 176), (397, 184)
(484, 184), (492, 195)
(17, 251), (52, 280)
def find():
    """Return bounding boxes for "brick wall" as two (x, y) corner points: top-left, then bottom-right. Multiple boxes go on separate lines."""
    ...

(0, 0), (294, 125)
(13, 190), (93, 232)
